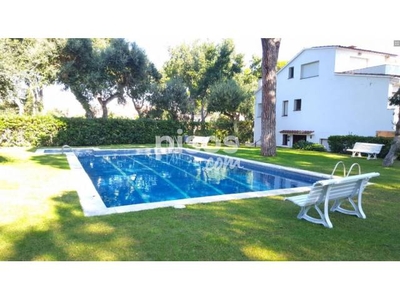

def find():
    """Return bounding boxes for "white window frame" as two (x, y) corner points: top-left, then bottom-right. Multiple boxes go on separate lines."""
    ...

(288, 67), (294, 79)
(294, 99), (302, 111)
(283, 100), (289, 116)
(300, 61), (319, 79)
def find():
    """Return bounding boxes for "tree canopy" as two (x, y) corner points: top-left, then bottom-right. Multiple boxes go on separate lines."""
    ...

(1, 38), (258, 125)
(207, 79), (250, 135)
(162, 39), (245, 123)
(57, 38), (160, 118)
(148, 77), (191, 121)
(0, 38), (64, 115)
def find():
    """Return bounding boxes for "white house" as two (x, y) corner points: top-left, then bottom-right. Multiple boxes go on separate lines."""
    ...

(253, 45), (400, 149)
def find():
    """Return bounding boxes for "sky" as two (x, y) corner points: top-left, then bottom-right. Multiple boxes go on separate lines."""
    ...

(2, 1), (399, 69)
(133, 36), (400, 69)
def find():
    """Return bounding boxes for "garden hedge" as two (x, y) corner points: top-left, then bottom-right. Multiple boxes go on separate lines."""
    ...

(327, 135), (393, 158)
(0, 115), (253, 147)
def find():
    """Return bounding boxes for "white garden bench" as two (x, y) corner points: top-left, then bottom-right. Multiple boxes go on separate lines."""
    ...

(346, 142), (384, 160)
(185, 136), (210, 148)
(284, 172), (380, 228)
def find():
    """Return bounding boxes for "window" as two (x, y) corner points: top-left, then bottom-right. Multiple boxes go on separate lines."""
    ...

(282, 134), (289, 146)
(300, 61), (319, 79)
(294, 99), (302, 111)
(282, 100), (289, 116)
(257, 103), (262, 117)
(288, 67), (294, 79)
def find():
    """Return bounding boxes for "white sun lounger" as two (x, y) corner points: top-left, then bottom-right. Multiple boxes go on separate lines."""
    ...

(186, 136), (210, 148)
(284, 172), (380, 228)
(346, 142), (384, 160)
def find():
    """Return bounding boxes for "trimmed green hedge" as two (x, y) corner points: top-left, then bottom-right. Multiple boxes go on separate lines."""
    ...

(293, 140), (326, 152)
(328, 135), (393, 158)
(0, 116), (186, 147)
(0, 115), (253, 147)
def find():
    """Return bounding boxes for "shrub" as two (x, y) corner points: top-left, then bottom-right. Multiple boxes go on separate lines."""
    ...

(184, 119), (253, 144)
(292, 140), (326, 152)
(0, 116), (186, 147)
(0, 115), (66, 147)
(328, 135), (392, 158)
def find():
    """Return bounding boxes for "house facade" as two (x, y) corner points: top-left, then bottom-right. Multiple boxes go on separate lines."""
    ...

(253, 45), (400, 150)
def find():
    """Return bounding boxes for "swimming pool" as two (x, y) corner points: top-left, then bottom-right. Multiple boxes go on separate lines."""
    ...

(55, 148), (329, 216)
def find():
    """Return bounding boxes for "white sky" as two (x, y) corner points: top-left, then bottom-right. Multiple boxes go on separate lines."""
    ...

(134, 36), (400, 69)
(2, 0), (399, 69)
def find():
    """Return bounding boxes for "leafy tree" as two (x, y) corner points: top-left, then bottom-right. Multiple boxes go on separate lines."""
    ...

(250, 55), (287, 79)
(149, 77), (191, 120)
(125, 44), (161, 118)
(58, 38), (99, 118)
(163, 40), (214, 121)
(0, 38), (64, 115)
(207, 79), (249, 135)
(260, 38), (281, 157)
(58, 38), (159, 118)
(0, 40), (15, 102)
(198, 39), (244, 123)
(163, 39), (244, 124)
(383, 88), (400, 166)
(277, 61), (289, 71)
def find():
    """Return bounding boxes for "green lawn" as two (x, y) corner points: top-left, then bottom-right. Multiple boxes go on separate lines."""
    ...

(0, 146), (399, 261)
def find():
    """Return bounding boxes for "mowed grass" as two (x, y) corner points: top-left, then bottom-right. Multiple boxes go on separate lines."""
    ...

(0, 146), (400, 261)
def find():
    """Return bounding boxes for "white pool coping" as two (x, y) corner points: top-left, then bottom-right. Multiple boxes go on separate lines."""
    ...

(38, 147), (331, 217)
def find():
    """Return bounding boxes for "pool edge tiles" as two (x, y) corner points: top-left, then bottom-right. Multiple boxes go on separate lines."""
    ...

(53, 148), (330, 217)
(65, 152), (117, 216)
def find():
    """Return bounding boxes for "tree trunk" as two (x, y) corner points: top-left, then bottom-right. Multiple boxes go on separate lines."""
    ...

(81, 101), (95, 119)
(16, 99), (24, 115)
(32, 87), (43, 116)
(200, 99), (206, 132)
(97, 97), (108, 119)
(97, 93), (122, 119)
(383, 110), (400, 167)
(260, 38), (281, 157)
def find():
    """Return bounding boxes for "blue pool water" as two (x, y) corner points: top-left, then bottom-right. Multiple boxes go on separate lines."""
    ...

(76, 149), (325, 208)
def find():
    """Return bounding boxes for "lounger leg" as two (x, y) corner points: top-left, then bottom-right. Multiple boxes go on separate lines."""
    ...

(297, 204), (333, 228)
(330, 196), (366, 219)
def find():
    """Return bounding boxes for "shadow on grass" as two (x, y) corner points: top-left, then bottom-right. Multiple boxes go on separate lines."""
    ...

(1, 189), (400, 261)
(30, 155), (70, 170)
(0, 191), (138, 261)
(0, 155), (13, 163)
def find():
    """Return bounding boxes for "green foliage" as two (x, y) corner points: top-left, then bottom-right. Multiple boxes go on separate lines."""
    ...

(249, 55), (287, 78)
(328, 135), (392, 158)
(58, 38), (160, 119)
(185, 119), (253, 143)
(0, 115), (184, 147)
(207, 79), (248, 117)
(163, 39), (246, 122)
(0, 115), (65, 146)
(149, 77), (191, 120)
(0, 115), (253, 147)
(292, 140), (326, 152)
(207, 79), (250, 135)
(389, 86), (400, 106)
(0, 38), (65, 115)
